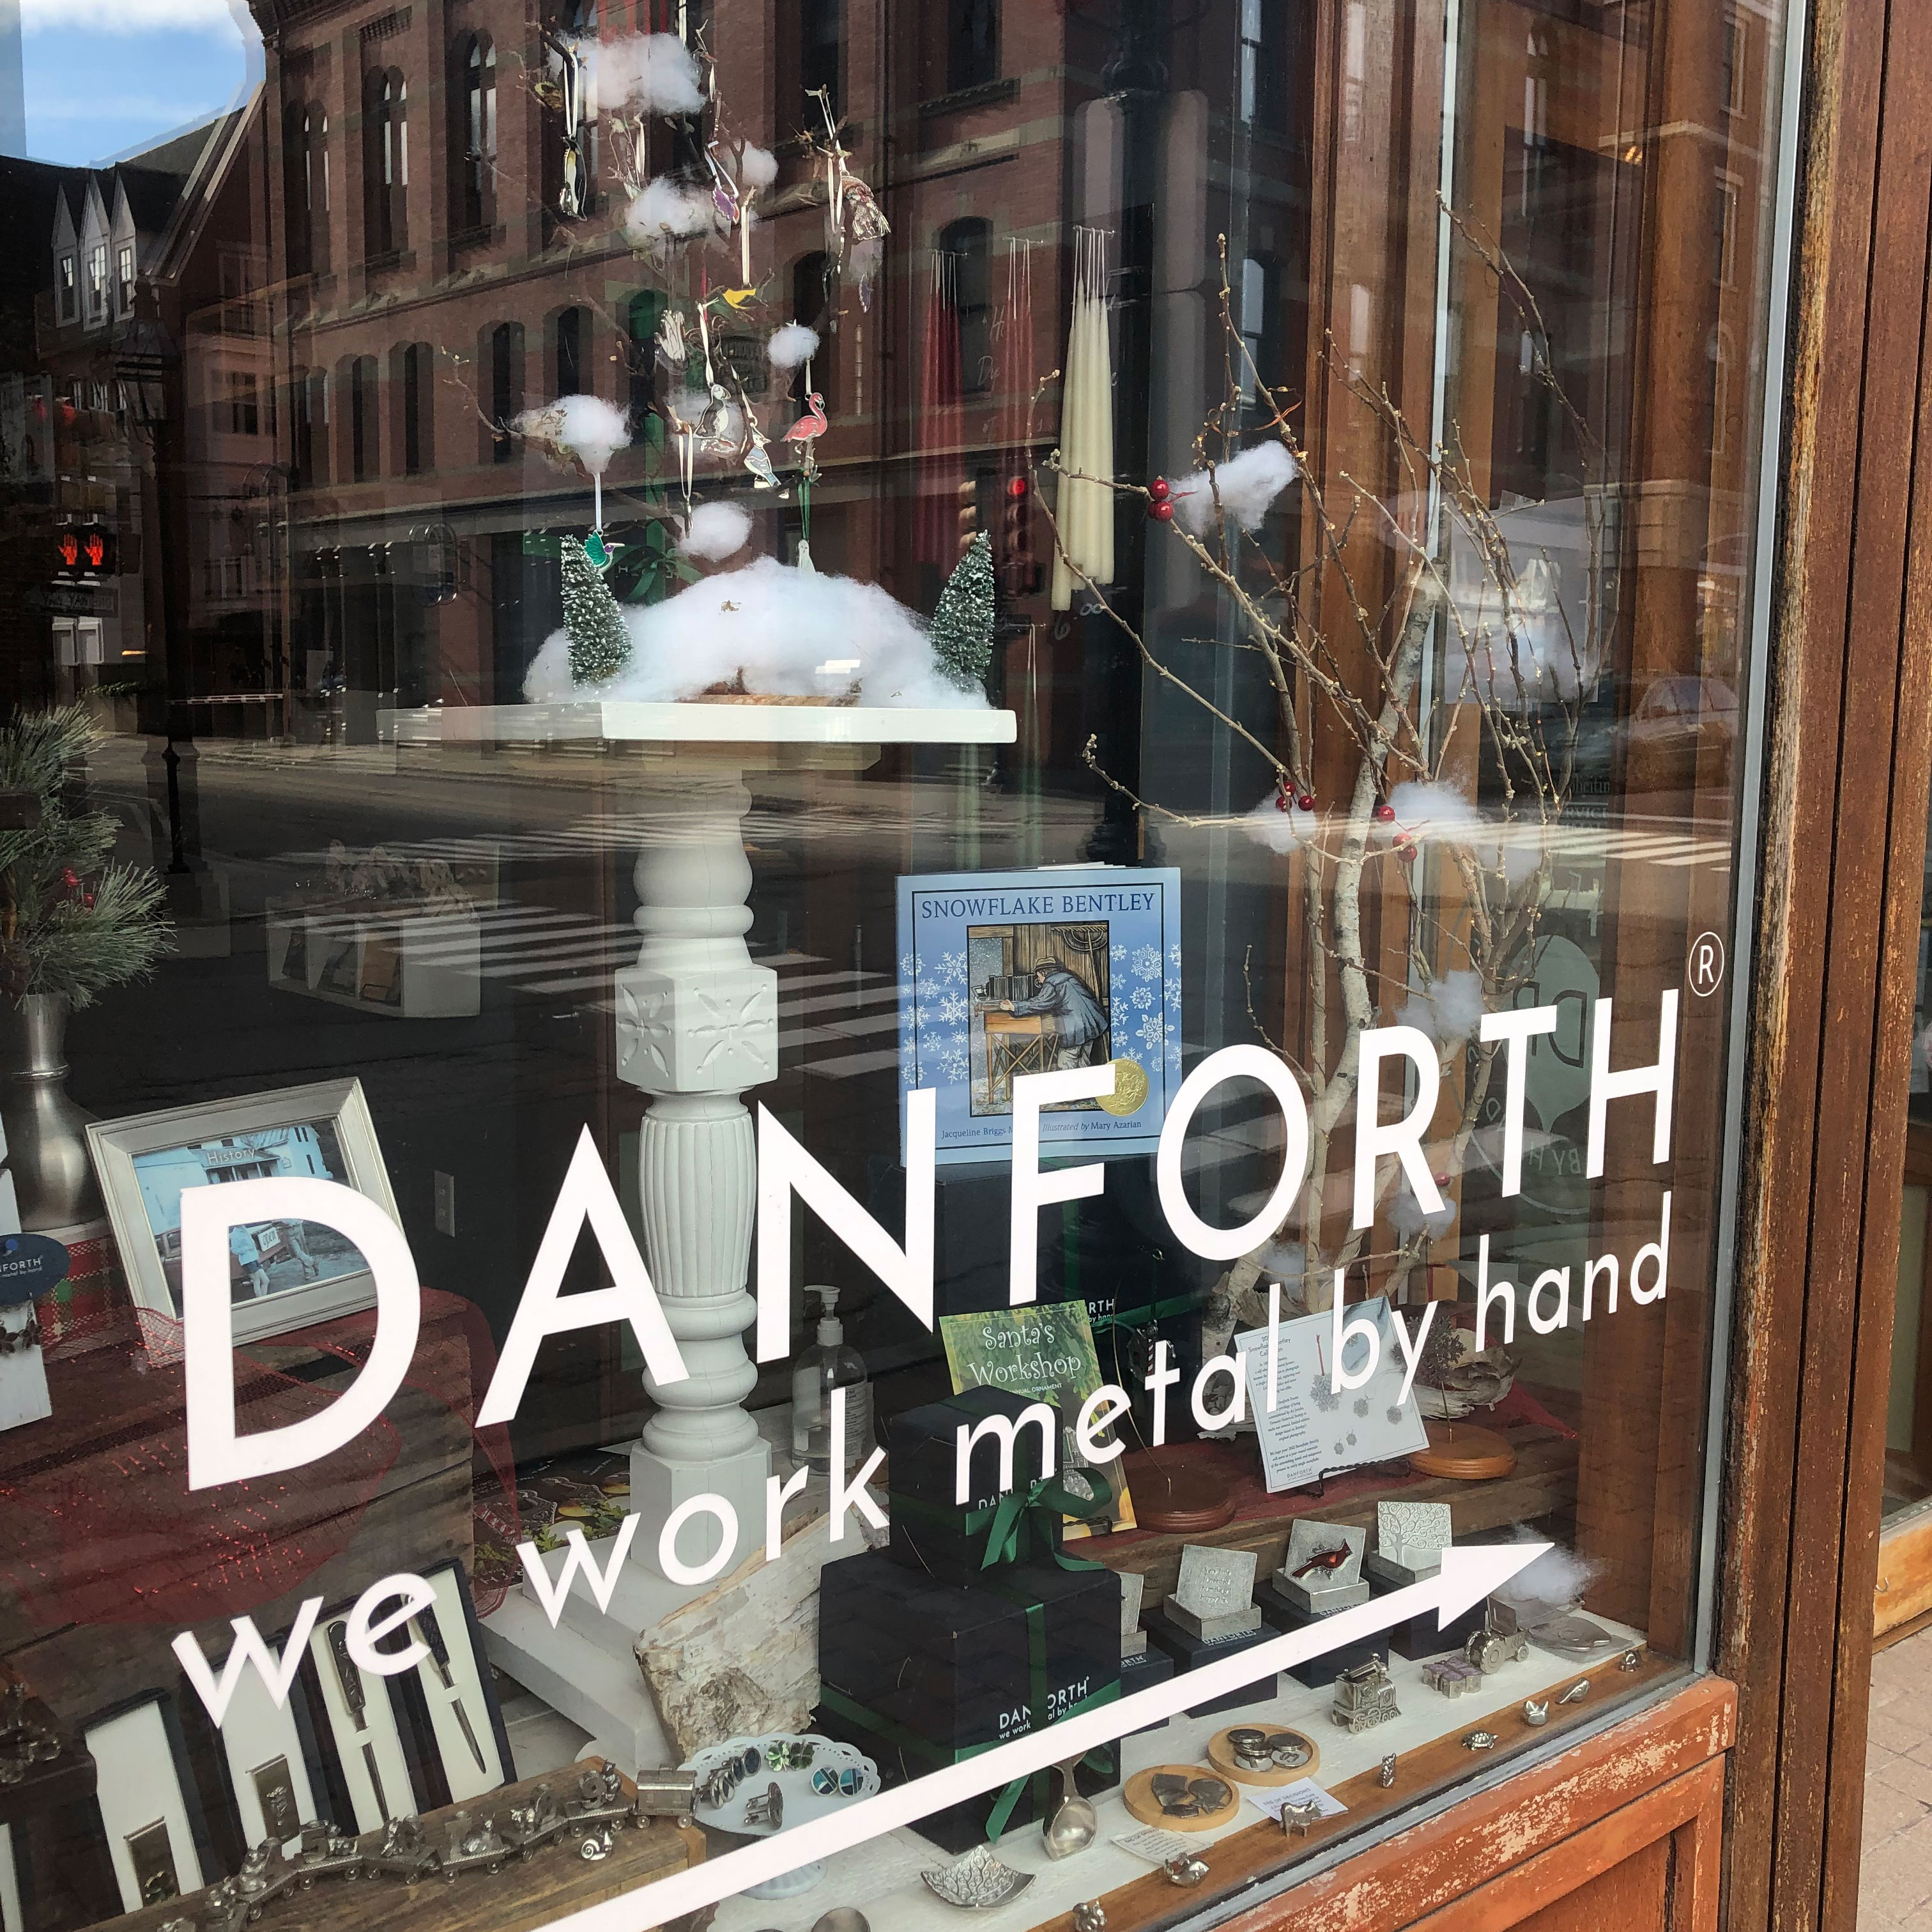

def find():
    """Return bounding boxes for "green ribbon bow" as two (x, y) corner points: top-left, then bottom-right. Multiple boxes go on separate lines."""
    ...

(976, 1468), (1114, 1571)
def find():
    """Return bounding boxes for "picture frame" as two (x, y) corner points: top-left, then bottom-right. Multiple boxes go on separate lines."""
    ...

(85, 1077), (399, 1347)
(896, 866), (1184, 1165)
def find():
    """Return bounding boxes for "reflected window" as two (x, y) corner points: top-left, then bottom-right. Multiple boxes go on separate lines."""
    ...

(364, 68), (408, 257)
(402, 342), (432, 473)
(949, 0), (998, 93)
(349, 353), (377, 479)
(801, 0), (841, 125)
(490, 319), (523, 463)
(940, 217), (992, 395)
(456, 34), (498, 233)
(555, 305), (586, 397)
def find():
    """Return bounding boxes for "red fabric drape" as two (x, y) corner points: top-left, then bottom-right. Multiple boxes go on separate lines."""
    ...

(0, 1288), (517, 1627)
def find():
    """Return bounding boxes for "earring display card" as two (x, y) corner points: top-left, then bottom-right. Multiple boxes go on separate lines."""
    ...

(394, 1566), (509, 1804)
(307, 1609), (414, 1832)
(82, 1696), (206, 1913)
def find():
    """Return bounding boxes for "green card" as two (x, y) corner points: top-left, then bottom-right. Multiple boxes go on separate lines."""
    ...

(939, 1300), (1136, 1535)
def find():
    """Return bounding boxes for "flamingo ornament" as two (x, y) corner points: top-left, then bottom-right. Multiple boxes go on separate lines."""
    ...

(783, 392), (828, 448)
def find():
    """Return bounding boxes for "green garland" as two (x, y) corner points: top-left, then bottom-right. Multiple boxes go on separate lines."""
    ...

(0, 706), (170, 1008)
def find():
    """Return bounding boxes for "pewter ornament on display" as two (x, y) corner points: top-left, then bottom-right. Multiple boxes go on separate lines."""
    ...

(1558, 1679), (1591, 1705)
(1462, 1730), (1499, 1751)
(1422, 1654), (1484, 1698)
(1042, 1754), (1098, 1860)
(1163, 1853), (1209, 1887)
(1378, 1754), (1397, 1788)
(1119, 1570), (1146, 1636)
(1376, 1501), (1452, 1573)
(742, 1782), (783, 1830)
(1073, 1902), (1106, 1932)
(1523, 1699), (1549, 1726)
(809, 1912), (871, 1932)
(1280, 1799), (1322, 1838)
(919, 1843), (1036, 1909)
(1620, 1648), (1644, 1671)
(1529, 1614), (1619, 1660)
(1173, 1546), (1257, 1620)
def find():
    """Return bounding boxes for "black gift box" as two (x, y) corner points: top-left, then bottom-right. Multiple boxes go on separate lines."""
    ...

(1258, 1588), (1393, 1687)
(1145, 1614), (1281, 1719)
(1384, 1590), (1488, 1661)
(815, 1549), (1123, 1848)
(885, 1387), (1065, 1583)
(818, 1548), (1119, 1755)
(1119, 1644), (1176, 1735)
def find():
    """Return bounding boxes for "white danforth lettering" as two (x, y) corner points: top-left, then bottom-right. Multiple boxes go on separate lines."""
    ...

(1190, 1354), (1247, 1431)
(1331, 1273), (1382, 1392)
(1353, 1026), (1445, 1230)
(1075, 1386), (1132, 1463)
(830, 1386), (888, 1542)
(1144, 1338), (1181, 1445)
(173, 1597), (324, 1722)
(1586, 992), (1679, 1177)
(755, 1089), (937, 1361)
(658, 1498), (739, 1588)
(476, 1128), (687, 1426)
(1155, 1045), (1310, 1261)
(955, 1401), (1057, 1501)
(1479, 1005), (1561, 1199)
(1008, 1068), (1115, 1305)
(517, 1519), (641, 1629)
(347, 1574), (436, 1676)
(184, 1176), (421, 1491)
(1390, 1300), (1438, 1406)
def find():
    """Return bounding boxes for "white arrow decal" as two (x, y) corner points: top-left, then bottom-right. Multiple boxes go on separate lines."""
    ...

(537, 1540), (1550, 1932)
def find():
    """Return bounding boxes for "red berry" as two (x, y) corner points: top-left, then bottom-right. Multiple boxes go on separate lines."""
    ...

(1275, 793), (1291, 813)
(1149, 476), (1172, 501)
(1149, 500), (1174, 523)
(82, 892), (94, 908)
(1296, 792), (1315, 811)
(1396, 841), (1416, 865)
(60, 869), (77, 887)
(1006, 475), (1029, 500)
(1375, 802), (1397, 824)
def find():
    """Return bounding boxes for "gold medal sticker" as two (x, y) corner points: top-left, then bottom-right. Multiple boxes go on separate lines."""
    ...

(1099, 1057), (1151, 1116)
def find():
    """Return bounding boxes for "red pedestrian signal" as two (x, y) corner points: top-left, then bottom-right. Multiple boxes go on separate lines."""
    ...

(52, 526), (115, 576)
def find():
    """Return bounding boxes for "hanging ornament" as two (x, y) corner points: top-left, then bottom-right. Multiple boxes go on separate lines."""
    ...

(655, 307), (689, 371)
(545, 31), (588, 218)
(930, 533), (995, 695)
(796, 538), (818, 575)
(738, 391), (779, 491)
(783, 389), (828, 480)
(584, 530), (611, 569)
(560, 533), (631, 686)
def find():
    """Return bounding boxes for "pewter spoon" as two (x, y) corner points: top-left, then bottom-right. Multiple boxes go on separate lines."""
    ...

(1043, 1754), (1098, 1859)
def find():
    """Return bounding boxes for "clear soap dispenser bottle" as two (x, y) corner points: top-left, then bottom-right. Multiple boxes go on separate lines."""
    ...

(791, 1284), (872, 1475)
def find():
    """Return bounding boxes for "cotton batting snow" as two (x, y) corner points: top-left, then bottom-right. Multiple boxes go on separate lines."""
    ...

(1395, 968), (1485, 1045)
(679, 500), (752, 560)
(625, 176), (724, 243)
(586, 33), (705, 116)
(1241, 793), (1315, 854)
(1388, 1177), (1456, 1242)
(515, 393), (631, 474)
(737, 143), (778, 189)
(766, 322), (819, 371)
(1171, 441), (1300, 537)
(523, 557), (993, 710)
(1498, 1536), (1603, 1611)
(1379, 779), (1483, 845)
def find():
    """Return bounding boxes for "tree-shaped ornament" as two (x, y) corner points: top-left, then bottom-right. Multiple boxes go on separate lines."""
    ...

(562, 533), (631, 686)
(931, 531), (995, 693)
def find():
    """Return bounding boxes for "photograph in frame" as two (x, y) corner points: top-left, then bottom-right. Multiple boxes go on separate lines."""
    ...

(85, 1078), (399, 1348)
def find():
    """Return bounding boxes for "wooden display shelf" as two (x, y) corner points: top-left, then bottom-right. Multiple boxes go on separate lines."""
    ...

(1096, 1429), (1580, 1613)
(96, 1763), (705, 1932)
(1025, 1651), (1692, 1932)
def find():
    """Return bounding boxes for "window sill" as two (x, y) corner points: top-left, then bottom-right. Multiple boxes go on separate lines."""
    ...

(450, 224), (502, 252)
(919, 76), (1018, 117)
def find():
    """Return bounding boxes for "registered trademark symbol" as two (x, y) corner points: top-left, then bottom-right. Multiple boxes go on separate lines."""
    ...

(1689, 931), (1726, 997)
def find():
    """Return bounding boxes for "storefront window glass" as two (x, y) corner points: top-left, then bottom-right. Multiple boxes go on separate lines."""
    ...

(0, 1), (1794, 1928)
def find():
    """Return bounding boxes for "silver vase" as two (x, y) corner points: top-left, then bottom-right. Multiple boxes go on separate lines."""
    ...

(0, 994), (105, 1232)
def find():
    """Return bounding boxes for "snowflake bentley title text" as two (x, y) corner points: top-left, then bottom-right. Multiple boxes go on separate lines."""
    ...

(167, 995), (1676, 1712)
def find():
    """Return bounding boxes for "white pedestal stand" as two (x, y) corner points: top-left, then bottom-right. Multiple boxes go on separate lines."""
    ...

(417, 702), (1015, 1761)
